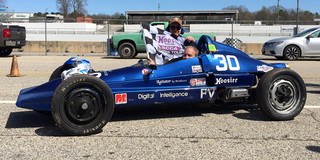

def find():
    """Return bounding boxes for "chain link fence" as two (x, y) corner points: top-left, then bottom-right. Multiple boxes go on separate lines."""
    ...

(2, 17), (320, 25)
(2, 18), (311, 37)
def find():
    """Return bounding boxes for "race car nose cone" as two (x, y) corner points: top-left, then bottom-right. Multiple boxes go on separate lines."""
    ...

(81, 103), (89, 110)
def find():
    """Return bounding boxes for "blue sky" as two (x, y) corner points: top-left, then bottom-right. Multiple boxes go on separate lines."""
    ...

(6, 0), (320, 15)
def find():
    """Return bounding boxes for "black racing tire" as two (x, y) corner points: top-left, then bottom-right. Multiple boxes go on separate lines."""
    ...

(49, 65), (63, 81)
(118, 42), (136, 59)
(283, 45), (300, 60)
(256, 68), (306, 120)
(0, 47), (13, 57)
(51, 75), (114, 136)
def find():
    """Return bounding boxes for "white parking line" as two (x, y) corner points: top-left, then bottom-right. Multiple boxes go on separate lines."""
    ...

(0, 100), (319, 109)
(0, 101), (16, 104)
(304, 106), (320, 109)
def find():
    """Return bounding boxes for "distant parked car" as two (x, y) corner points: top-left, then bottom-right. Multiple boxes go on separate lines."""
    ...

(262, 27), (320, 60)
(0, 24), (26, 57)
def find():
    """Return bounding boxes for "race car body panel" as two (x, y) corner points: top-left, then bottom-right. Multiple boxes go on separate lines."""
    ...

(16, 79), (61, 110)
(15, 37), (289, 111)
(15, 35), (306, 136)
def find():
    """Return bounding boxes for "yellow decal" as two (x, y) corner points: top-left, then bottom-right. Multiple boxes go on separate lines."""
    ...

(208, 45), (217, 52)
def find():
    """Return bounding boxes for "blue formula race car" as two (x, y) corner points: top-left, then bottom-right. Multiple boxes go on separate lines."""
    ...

(16, 36), (306, 136)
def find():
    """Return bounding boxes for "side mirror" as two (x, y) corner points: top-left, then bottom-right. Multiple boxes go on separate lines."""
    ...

(306, 35), (313, 39)
(149, 64), (157, 70)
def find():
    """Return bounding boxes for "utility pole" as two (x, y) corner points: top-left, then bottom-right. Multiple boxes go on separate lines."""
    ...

(45, 8), (48, 55)
(277, 0), (280, 24)
(157, 3), (160, 20)
(296, 0), (299, 34)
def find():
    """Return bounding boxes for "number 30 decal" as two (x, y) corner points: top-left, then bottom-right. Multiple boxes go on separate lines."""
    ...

(214, 54), (240, 71)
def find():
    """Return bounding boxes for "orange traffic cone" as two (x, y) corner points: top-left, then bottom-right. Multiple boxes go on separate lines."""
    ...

(7, 55), (23, 77)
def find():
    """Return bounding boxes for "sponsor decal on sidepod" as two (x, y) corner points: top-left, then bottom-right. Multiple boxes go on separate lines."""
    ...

(192, 65), (202, 73)
(138, 93), (155, 100)
(257, 65), (273, 72)
(200, 88), (215, 99)
(156, 79), (188, 85)
(115, 93), (127, 104)
(190, 78), (206, 86)
(160, 92), (188, 98)
(215, 77), (238, 85)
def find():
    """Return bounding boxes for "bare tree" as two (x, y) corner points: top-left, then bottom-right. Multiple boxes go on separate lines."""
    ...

(70, 0), (87, 17)
(56, 0), (71, 17)
(223, 5), (253, 21)
(255, 6), (271, 21)
(56, 0), (87, 18)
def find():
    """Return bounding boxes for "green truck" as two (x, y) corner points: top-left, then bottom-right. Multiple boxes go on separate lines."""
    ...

(110, 22), (216, 59)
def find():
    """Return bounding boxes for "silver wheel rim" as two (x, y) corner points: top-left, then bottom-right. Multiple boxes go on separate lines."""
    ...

(269, 79), (297, 114)
(121, 46), (132, 57)
(285, 46), (299, 60)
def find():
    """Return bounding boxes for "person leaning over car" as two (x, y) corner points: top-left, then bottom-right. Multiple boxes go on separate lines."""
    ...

(148, 17), (197, 65)
(168, 17), (196, 46)
(149, 46), (199, 65)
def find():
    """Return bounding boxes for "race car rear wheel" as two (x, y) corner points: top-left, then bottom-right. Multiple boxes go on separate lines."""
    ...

(118, 42), (136, 59)
(256, 68), (306, 120)
(51, 75), (114, 136)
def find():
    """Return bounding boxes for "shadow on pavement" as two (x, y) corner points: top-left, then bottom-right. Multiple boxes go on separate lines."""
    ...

(6, 103), (267, 136)
(306, 83), (320, 94)
(306, 83), (320, 88)
(306, 146), (320, 153)
(5, 111), (67, 136)
(111, 103), (267, 122)
(5, 111), (54, 128)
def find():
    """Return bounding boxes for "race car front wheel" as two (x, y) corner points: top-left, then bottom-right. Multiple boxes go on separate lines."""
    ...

(51, 75), (114, 136)
(256, 68), (306, 120)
